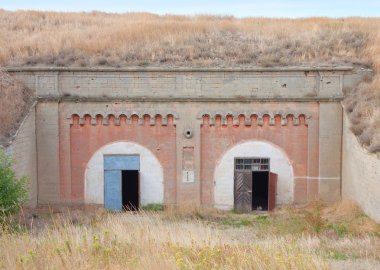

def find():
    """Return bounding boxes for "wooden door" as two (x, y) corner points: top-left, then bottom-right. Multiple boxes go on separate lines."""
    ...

(268, 172), (277, 211)
(234, 171), (253, 212)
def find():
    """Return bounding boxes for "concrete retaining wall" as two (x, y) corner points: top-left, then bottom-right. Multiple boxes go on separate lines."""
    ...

(342, 114), (380, 222)
(4, 106), (37, 207)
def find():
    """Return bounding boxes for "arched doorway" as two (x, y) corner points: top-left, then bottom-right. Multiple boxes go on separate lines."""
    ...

(84, 141), (164, 209)
(214, 140), (294, 210)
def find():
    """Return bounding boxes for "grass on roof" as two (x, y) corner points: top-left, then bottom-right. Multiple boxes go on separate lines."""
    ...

(0, 10), (379, 151)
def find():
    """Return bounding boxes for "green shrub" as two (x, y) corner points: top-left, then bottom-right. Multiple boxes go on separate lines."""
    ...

(0, 148), (28, 218)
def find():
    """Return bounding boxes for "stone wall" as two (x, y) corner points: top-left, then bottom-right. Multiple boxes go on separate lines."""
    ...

(4, 105), (37, 207)
(342, 114), (380, 222)
(5, 67), (370, 208)
(8, 66), (360, 101)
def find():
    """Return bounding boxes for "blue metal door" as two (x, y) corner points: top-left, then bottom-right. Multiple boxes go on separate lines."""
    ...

(104, 155), (140, 210)
(104, 155), (140, 170)
(104, 170), (122, 210)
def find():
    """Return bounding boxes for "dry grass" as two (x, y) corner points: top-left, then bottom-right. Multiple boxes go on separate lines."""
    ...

(0, 201), (379, 270)
(0, 11), (375, 68)
(343, 76), (380, 153)
(0, 10), (379, 150)
(0, 69), (34, 145)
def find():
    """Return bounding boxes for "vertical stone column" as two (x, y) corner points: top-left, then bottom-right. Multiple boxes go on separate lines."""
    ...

(35, 72), (61, 204)
(305, 112), (319, 203)
(318, 102), (343, 201)
(36, 102), (60, 204)
(59, 103), (72, 202)
(175, 102), (201, 207)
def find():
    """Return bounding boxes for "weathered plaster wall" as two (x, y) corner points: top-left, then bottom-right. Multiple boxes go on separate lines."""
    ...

(318, 102), (343, 202)
(36, 102), (60, 204)
(4, 106), (37, 207)
(342, 114), (380, 222)
(5, 67), (369, 208)
(85, 141), (164, 206)
(214, 140), (294, 210)
(200, 103), (314, 206)
(60, 101), (317, 207)
(65, 110), (176, 204)
(21, 67), (352, 101)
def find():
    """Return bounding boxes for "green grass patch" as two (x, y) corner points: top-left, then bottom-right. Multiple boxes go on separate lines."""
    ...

(327, 251), (348, 260)
(219, 217), (253, 227)
(327, 223), (349, 238)
(254, 215), (270, 225)
(141, 204), (164, 212)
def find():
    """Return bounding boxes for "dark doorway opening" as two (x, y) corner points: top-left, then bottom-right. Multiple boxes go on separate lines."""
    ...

(121, 170), (139, 210)
(252, 171), (269, 211)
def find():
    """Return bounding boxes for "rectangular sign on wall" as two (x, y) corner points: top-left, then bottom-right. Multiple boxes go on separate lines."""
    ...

(182, 170), (195, 183)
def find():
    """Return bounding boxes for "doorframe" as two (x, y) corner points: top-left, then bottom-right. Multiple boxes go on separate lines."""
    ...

(121, 169), (141, 210)
(233, 157), (273, 212)
(103, 154), (141, 211)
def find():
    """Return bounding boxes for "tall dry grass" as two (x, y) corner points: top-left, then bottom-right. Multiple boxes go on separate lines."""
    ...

(0, 11), (375, 68)
(0, 69), (34, 145)
(0, 10), (379, 150)
(1, 201), (379, 270)
(0, 212), (326, 270)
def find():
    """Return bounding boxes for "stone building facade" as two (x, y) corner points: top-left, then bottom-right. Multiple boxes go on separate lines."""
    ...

(6, 66), (368, 211)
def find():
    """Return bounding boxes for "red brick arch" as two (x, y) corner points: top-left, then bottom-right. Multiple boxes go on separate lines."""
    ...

(61, 113), (176, 204)
(200, 114), (310, 205)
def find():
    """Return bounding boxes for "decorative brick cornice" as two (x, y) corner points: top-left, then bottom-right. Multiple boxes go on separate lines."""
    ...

(197, 111), (311, 126)
(67, 111), (179, 126)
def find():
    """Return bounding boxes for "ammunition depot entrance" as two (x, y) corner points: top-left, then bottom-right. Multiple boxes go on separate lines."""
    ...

(234, 158), (277, 212)
(104, 155), (140, 211)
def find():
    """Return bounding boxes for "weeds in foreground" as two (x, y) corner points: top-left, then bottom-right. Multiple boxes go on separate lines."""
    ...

(0, 201), (379, 269)
(0, 212), (326, 270)
(165, 201), (380, 238)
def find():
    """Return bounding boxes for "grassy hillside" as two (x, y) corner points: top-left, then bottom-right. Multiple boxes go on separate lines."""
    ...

(0, 11), (377, 68)
(0, 10), (379, 151)
(0, 70), (34, 145)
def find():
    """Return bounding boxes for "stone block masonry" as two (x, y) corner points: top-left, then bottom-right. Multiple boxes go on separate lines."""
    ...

(5, 66), (372, 211)
(4, 105), (37, 207)
(342, 114), (380, 222)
